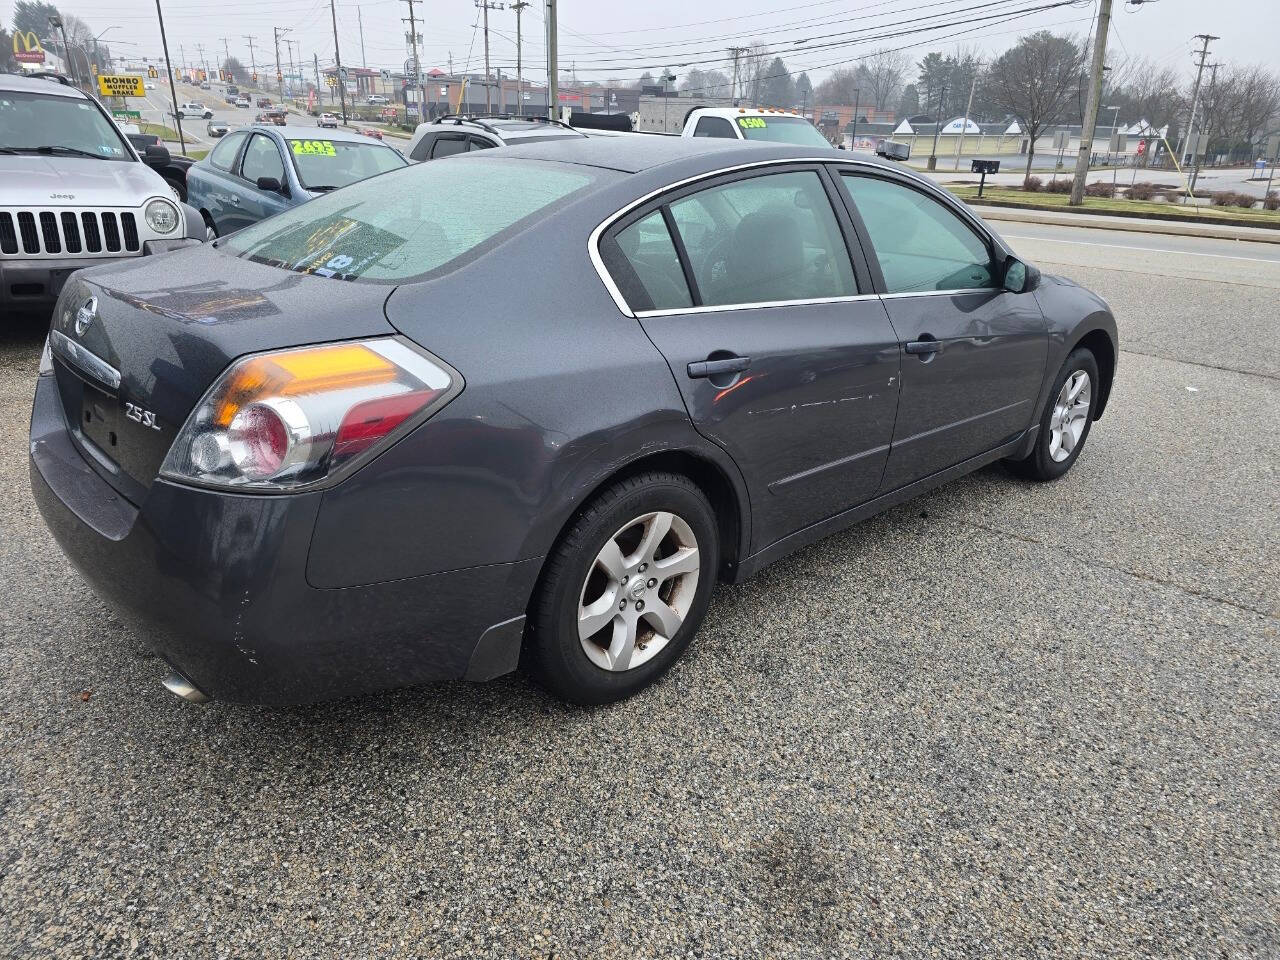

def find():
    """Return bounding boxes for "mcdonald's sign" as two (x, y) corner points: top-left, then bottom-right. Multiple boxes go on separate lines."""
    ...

(12, 31), (46, 64)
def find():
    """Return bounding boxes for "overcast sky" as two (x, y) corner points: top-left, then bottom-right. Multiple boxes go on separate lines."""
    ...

(9, 0), (1278, 87)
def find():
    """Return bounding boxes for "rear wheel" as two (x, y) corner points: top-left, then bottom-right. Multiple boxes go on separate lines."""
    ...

(1008, 347), (1100, 481)
(527, 473), (719, 704)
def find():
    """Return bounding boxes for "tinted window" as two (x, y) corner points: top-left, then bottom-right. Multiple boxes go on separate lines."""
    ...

(693, 116), (736, 139)
(613, 211), (692, 311)
(209, 131), (247, 170)
(668, 170), (856, 307)
(409, 133), (434, 162)
(223, 158), (602, 282)
(240, 133), (285, 183)
(431, 136), (468, 158)
(839, 174), (995, 293)
(468, 137), (495, 151)
(286, 138), (405, 189)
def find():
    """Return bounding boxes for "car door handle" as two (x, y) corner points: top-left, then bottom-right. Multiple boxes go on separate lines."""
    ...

(905, 336), (942, 356)
(688, 356), (750, 379)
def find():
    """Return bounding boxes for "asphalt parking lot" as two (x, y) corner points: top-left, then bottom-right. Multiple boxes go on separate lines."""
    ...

(1, 223), (1277, 958)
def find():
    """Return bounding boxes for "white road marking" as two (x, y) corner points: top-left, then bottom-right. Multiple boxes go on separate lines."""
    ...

(1001, 233), (1280, 265)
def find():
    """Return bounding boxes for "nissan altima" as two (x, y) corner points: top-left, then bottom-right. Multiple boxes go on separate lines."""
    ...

(30, 138), (1117, 706)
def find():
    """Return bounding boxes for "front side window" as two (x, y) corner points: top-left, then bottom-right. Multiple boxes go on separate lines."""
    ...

(0, 91), (131, 160)
(209, 131), (247, 170)
(240, 133), (285, 184)
(223, 158), (603, 283)
(839, 174), (995, 293)
(286, 138), (405, 190)
(612, 211), (692, 311)
(668, 170), (856, 307)
(693, 116), (736, 139)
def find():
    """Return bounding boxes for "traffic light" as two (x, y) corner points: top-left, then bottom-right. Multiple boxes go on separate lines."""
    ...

(148, 67), (158, 79)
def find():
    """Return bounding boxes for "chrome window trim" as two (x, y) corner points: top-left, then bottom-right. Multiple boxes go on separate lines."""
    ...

(637, 293), (881, 319)
(588, 156), (913, 319)
(879, 287), (1004, 299)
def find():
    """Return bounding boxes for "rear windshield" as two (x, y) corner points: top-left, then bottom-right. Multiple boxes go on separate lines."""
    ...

(736, 116), (831, 148)
(223, 157), (604, 282)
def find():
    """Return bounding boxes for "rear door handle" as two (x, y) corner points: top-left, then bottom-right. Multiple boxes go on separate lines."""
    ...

(905, 336), (942, 356)
(688, 356), (750, 379)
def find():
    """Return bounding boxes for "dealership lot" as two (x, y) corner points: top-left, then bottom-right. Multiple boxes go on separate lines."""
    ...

(1, 224), (1277, 956)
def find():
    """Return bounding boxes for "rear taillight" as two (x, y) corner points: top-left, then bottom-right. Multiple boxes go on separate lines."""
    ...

(160, 338), (458, 491)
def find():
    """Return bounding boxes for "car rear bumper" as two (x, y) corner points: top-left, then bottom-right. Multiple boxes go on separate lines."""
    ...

(29, 374), (538, 705)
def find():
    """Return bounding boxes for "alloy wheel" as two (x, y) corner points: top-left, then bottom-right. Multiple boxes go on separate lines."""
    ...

(577, 511), (701, 672)
(1049, 369), (1091, 462)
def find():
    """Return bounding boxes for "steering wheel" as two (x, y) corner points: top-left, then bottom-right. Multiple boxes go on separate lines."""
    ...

(698, 235), (733, 289)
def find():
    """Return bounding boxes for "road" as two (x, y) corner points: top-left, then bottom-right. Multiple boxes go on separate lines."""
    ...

(1, 220), (1277, 957)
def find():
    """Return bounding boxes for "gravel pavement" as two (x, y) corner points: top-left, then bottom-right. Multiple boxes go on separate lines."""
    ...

(1, 228), (1277, 958)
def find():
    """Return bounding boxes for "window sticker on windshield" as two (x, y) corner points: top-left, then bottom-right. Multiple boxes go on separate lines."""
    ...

(737, 117), (767, 129)
(291, 139), (337, 157)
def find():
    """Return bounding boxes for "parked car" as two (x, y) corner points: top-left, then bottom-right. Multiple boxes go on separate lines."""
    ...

(206, 120), (229, 138)
(0, 73), (203, 320)
(356, 126), (383, 140)
(124, 131), (195, 201)
(405, 114), (584, 162)
(367, 94), (389, 105)
(235, 96), (250, 108)
(318, 112), (339, 128)
(30, 138), (1117, 706)
(177, 101), (213, 120)
(186, 124), (407, 239)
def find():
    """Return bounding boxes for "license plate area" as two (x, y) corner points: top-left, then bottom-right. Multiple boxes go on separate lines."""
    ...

(80, 388), (124, 456)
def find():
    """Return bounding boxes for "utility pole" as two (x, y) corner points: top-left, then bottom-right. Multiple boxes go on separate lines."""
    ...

(1190, 62), (1221, 193)
(194, 42), (205, 82)
(727, 46), (747, 105)
(272, 27), (290, 96)
(850, 88), (860, 150)
(243, 35), (257, 86)
(328, 0), (347, 123)
(954, 62), (981, 169)
(219, 37), (231, 81)
(285, 39), (299, 97)
(402, 0), (422, 123)
(476, 1), (504, 113)
(545, 0), (558, 120)
(927, 83), (946, 171)
(512, 1), (528, 116)
(1176, 34), (1218, 165)
(1069, 0), (1113, 205)
(358, 6), (367, 68)
(154, 0), (187, 154)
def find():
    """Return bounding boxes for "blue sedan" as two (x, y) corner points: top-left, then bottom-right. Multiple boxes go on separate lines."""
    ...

(187, 124), (407, 239)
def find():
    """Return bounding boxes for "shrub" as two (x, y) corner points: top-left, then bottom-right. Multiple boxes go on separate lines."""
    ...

(1211, 191), (1256, 208)
(1265, 191), (1279, 211)
(1022, 176), (1042, 192)
(1044, 178), (1072, 193)
(1085, 181), (1116, 198)
(1126, 182), (1157, 200)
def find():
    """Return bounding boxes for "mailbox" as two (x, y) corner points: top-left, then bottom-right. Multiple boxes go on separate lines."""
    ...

(971, 159), (1001, 174)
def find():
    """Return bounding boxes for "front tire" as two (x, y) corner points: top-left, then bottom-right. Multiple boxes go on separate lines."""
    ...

(1008, 347), (1100, 481)
(527, 473), (719, 705)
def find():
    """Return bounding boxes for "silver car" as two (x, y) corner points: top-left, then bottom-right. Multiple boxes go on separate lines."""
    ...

(0, 73), (205, 319)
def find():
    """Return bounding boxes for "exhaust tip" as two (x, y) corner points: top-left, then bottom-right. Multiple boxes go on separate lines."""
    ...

(161, 669), (210, 703)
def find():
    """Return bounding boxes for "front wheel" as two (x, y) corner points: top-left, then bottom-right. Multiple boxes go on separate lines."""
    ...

(1008, 347), (1100, 481)
(527, 473), (719, 705)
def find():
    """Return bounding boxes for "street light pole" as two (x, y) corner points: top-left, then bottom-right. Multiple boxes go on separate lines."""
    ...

(512, 1), (528, 116)
(153, 0), (187, 155)
(328, 0), (348, 123)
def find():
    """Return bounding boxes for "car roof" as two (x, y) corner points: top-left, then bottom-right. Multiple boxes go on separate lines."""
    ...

(495, 136), (876, 175)
(0, 72), (88, 98)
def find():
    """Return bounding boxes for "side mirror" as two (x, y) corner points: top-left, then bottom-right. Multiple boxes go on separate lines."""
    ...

(255, 176), (284, 193)
(143, 143), (171, 165)
(1002, 257), (1040, 294)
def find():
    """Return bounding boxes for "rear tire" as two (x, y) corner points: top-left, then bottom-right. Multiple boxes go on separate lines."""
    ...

(527, 473), (719, 705)
(1008, 347), (1100, 481)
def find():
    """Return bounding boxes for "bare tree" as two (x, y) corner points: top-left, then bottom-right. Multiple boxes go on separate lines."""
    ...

(859, 48), (908, 112)
(814, 66), (859, 105)
(984, 31), (1088, 185)
(744, 42), (770, 106)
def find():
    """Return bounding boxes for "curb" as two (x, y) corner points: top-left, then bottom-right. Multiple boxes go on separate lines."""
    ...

(968, 203), (1280, 246)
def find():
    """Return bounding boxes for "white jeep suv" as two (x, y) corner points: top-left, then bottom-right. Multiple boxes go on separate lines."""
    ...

(1, 73), (204, 319)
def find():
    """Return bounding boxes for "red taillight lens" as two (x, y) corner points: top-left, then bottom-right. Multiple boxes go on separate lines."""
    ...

(335, 388), (440, 459)
(228, 403), (289, 478)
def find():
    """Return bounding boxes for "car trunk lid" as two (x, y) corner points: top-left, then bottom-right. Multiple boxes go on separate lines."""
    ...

(50, 243), (396, 503)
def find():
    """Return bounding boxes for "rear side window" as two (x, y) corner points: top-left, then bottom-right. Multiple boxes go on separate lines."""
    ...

(409, 134), (434, 162)
(209, 131), (246, 171)
(669, 170), (856, 307)
(432, 136), (468, 158)
(693, 116), (736, 139)
(839, 174), (995, 293)
(613, 211), (692, 311)
(469, 137), (495, 151)
(223, 158), (602, 282)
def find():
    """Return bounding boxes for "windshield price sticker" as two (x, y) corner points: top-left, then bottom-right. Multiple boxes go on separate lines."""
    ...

(290, 139), (337, 157)
(737, 116), (768, 129)
(97, 74), (145, 97)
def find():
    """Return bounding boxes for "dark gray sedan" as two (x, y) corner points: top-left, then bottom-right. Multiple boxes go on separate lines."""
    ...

(30, 138), (1117, 706)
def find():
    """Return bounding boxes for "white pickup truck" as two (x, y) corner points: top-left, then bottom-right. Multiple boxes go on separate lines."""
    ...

(577, 105), (836, 149)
